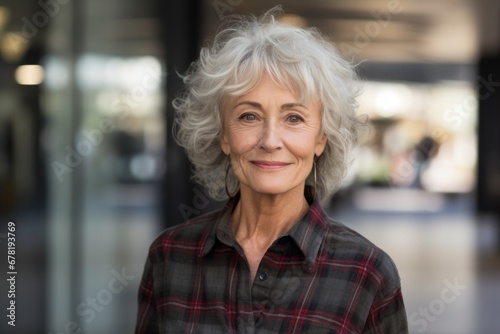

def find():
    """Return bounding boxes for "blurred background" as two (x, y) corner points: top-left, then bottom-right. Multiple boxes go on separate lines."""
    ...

(0, 0), (499, 333)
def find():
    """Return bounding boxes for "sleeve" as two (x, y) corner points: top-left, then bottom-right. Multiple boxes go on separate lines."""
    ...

(360, 249), (409, 334)
(362, 284), (409, 334)
(135, 254), (160, 334)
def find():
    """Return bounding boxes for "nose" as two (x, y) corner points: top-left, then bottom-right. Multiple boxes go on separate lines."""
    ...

(259, 120), (282, 152)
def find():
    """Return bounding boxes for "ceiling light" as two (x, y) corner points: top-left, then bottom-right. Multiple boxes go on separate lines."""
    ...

(15, 65), (45, 85)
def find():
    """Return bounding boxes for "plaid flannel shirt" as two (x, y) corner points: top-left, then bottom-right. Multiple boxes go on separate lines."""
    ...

(135, 197), (408, 333)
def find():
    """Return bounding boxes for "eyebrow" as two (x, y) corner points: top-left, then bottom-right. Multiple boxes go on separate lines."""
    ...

(234, 101), (309, 111)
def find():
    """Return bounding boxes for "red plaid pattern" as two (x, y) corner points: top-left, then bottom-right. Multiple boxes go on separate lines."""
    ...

(135, 197), (408, 333)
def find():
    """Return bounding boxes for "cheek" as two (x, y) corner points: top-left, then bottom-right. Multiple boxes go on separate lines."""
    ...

(283, 131), (321, 158)
(227, 128), (259, 154)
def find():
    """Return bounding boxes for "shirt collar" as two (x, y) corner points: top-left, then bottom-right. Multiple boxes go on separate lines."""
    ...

(199, 197), (236, 257)
(286, 199), (329, 269)
(200, 194), (329, 270)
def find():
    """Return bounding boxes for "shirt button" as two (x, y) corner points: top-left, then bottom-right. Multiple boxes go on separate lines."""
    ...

(258, 271), (268, 281)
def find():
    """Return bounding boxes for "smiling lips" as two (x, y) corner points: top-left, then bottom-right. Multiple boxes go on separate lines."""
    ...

(251, 160), (291, 170)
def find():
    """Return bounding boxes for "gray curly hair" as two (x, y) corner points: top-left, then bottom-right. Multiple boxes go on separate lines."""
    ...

(174, 8), (368, 202)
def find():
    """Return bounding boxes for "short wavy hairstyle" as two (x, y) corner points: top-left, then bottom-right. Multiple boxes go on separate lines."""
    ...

(174, 8), (368, 202)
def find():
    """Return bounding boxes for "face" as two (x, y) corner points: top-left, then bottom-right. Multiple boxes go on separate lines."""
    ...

(220, 74), (327, 198)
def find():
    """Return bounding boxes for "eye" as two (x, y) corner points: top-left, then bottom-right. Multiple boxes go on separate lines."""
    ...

(287, 114), (303, 123)
(239, 113), (257, 122)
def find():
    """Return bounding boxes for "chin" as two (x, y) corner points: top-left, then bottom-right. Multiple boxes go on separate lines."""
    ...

(246, 181), (303, 197)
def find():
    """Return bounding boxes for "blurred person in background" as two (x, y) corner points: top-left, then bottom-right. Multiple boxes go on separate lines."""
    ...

(411, 136), (438, 189)
(135, 8), (408, 333)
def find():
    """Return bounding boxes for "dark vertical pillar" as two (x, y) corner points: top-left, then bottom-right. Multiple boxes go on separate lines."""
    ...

(159, 0), (202, 228)
(68, 0), (84, 321)
(477, 56), (500, 218)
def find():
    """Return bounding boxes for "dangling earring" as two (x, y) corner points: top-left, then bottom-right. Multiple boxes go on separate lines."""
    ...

(225, 156), (239, 198)
(312, 159), (317, 202)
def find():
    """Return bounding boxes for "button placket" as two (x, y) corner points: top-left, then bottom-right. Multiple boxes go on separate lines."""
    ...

(251, 265), (275, 330)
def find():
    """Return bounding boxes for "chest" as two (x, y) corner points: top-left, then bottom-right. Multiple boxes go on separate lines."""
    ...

(153, 244), (376, 333)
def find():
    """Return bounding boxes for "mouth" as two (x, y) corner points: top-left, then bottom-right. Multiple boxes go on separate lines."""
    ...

(250, 160), (291, 170)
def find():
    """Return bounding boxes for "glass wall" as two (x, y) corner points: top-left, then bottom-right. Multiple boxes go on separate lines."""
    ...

(42, 0), (165, 333)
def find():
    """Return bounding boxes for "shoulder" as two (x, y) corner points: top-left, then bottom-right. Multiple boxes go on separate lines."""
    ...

(321, 216), (402, 293)
(147, 208), (224, 260)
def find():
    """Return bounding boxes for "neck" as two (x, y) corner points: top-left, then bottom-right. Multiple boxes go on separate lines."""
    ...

(230, 185), (310, 251)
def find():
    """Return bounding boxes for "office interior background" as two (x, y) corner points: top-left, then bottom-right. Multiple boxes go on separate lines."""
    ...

(1, 0), (500, 333)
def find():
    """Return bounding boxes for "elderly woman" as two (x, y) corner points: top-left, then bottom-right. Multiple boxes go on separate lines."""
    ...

(136, 9), (408, 334)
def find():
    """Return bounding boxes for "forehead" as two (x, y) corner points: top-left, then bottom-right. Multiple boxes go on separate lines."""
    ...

(237, 75), (298, 100)
(225, 72), (318, 107)
(223, 91), (322, 122)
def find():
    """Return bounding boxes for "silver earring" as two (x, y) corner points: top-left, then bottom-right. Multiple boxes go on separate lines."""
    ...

(312, 160), (317, 202)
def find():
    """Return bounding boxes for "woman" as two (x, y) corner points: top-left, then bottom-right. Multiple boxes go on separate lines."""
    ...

(136, 9), (408, 334)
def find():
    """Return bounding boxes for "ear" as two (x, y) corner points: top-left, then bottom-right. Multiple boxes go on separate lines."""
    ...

(314, 133), (327, 157)
(220, 132), (230, 156)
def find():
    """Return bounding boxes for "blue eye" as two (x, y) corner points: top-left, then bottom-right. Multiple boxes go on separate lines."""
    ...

(240, 113), (257, 121)
(287, 115), (303, 123)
